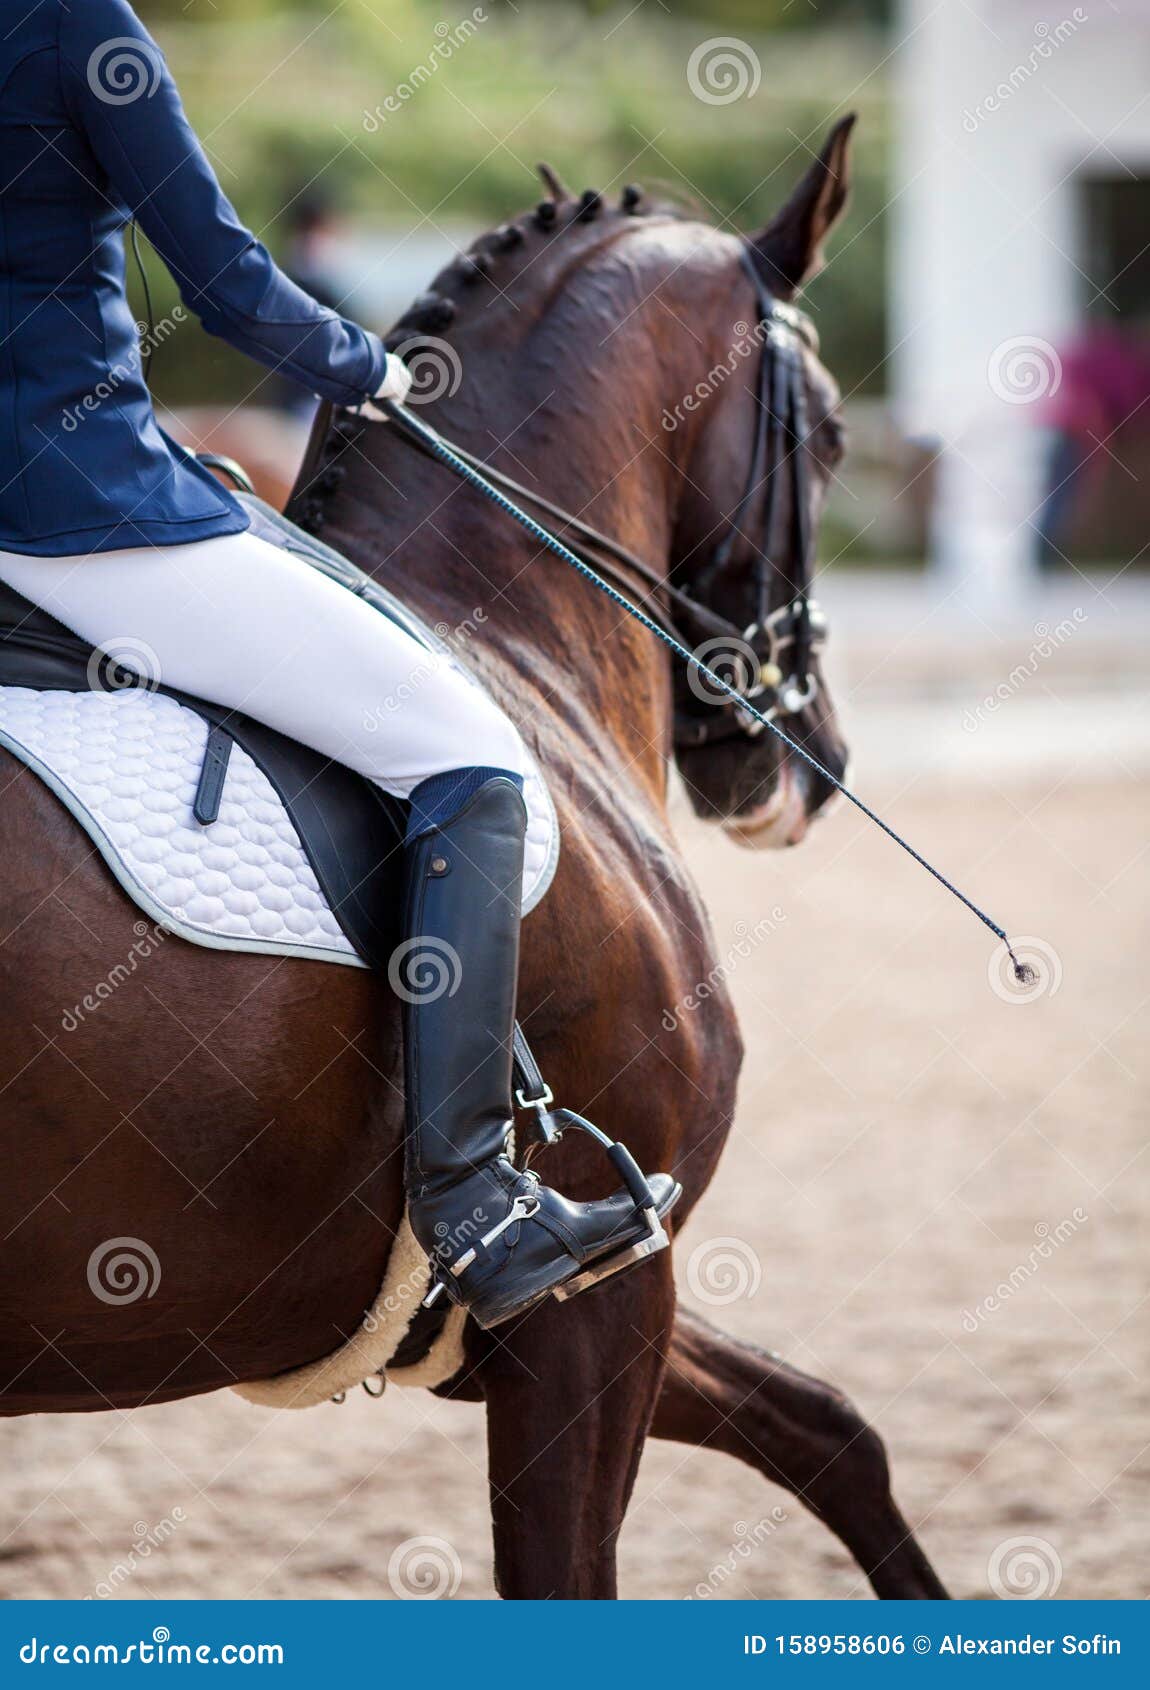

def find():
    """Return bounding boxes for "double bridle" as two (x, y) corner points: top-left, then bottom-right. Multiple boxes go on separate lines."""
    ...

(673, 249), (827, 750)
(386, 245), (826, 754)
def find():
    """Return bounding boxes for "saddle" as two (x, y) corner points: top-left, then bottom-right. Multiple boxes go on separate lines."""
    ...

(0, 497), (558, 970)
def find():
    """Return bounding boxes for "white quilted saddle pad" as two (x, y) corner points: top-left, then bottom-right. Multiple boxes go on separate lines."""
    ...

(0, 685), (558, 967)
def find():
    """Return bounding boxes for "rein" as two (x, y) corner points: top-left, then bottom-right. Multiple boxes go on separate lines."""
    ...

(383, 397), (741, 650)
(379, 394), (1034, 985)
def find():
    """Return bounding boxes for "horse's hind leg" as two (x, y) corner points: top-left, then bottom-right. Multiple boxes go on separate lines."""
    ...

(477, 1257), (675, 1599)
(651, 1306), (948, 1598)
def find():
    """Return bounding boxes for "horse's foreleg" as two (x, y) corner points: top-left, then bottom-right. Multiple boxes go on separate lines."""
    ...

(651, 1306), (948, 1599)
(477, 1258), (675, 1599)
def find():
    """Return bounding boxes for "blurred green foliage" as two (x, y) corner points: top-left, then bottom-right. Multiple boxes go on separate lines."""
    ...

(145, 0), (892, 26)
(136, 2), (891, 404)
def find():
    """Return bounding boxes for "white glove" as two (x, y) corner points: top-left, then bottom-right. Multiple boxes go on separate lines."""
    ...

(357, 353), (412, 421)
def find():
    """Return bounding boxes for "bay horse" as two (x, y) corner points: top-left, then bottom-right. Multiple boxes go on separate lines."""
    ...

(0, 119), (947, 1599)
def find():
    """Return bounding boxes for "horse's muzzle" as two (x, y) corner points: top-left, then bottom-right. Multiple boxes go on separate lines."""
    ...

(722, 759), (811, 850)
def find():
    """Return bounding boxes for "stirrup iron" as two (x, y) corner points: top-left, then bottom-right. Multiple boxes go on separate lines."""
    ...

(420, 1024), (673, 1311)
(546, 1110), (672, 1299)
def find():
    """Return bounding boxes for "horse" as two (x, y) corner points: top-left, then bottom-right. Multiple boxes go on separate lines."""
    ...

(0, 119), (947, 1600)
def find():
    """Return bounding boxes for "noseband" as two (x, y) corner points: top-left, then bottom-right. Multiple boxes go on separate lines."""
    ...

(378, 244), (826, 757)
(672, 248), (827, 751)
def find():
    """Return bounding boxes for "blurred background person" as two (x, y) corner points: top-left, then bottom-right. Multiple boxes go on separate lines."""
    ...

(269, 189), (354, 422)
(1035, 314), (1150, 570)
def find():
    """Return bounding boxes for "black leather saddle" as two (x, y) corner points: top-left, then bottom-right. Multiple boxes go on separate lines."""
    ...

(0, 497), (410, 972)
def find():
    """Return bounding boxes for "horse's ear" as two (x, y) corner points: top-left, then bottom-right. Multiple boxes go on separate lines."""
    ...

(749, 114), (856, 299)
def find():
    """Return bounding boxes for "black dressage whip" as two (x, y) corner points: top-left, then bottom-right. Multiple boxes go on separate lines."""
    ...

(379, 398), (1035, 986)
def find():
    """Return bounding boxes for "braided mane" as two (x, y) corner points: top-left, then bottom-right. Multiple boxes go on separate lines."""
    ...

(293, 167), (662, 534)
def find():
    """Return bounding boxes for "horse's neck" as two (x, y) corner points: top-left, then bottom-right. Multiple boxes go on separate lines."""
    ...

(322, 406), (679, 799)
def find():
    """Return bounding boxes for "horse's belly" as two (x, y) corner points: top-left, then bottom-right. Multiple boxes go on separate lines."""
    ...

(0, 757), (406, 1413)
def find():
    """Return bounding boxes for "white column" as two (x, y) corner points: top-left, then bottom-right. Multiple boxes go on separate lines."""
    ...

(891, 0), (1081, 606)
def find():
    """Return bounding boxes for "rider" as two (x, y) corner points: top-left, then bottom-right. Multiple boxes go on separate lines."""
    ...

(0, 0), (678, 1328)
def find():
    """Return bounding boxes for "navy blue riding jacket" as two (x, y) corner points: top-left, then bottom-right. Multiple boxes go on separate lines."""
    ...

(0, 0), (387, 556)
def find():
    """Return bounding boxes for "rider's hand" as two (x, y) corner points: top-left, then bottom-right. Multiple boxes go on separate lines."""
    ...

(356, 354), (412, 421)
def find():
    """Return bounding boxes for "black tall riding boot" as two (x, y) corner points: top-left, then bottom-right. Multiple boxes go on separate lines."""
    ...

(400, 769), (680, 1329)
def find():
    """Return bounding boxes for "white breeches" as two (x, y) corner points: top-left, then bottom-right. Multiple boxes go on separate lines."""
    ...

(0, 531), (527, 797)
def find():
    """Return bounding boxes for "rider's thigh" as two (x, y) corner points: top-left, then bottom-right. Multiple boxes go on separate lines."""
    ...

(0, 532), (527, 793)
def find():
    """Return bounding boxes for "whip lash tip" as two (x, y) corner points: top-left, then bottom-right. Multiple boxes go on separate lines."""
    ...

(1007, 947), (1037, 986)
